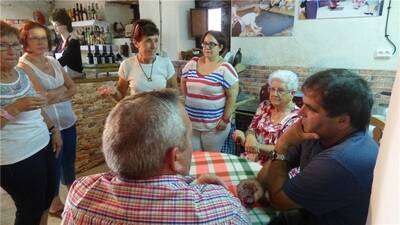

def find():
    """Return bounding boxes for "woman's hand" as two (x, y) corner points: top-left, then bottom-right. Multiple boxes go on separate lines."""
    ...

(51, 128), (63, 158)
(12, 96), (47, 113)
(216, 119), (228, 131)
(237, 178), (264, 208)
(233, 130), (245, 146)
(245, 133), (259, 154)
(97, 86), (116, 98)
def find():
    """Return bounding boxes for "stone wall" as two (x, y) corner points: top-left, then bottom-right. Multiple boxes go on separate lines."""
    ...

(172, 60), (395, 108)
(239, 66), (395, 108)
(72, 78), (117, 173)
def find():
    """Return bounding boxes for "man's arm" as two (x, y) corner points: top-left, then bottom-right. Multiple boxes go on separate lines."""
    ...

(257, 159), (300, 210)
(256, 119), (319, 210)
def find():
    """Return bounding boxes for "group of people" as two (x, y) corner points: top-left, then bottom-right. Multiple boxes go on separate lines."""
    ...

(1, 12), (379, 225)
(0, 8), (82, 225)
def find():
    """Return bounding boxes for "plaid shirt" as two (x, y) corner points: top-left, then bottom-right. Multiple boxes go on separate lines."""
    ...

(62, 173), (250, 225)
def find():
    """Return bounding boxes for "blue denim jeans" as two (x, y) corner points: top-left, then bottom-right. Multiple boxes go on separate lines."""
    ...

(54, 124), (77, 194)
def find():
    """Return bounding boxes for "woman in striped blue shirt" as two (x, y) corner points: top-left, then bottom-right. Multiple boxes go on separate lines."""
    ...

(181, 31), (239, 151)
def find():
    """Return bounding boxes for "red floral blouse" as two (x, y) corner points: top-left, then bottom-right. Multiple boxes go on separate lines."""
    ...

(243, 100), (300, 164)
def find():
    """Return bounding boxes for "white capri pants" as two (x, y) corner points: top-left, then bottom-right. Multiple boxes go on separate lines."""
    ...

(191, 123), (231, 152)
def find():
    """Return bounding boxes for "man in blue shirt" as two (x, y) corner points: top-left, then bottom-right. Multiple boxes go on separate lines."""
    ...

(238, 69), (378, 225)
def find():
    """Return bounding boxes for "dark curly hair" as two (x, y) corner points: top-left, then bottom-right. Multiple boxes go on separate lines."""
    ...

(302, 69), (373, 131)
(201, 30), (227, 55)
(51, 8), (73, 33)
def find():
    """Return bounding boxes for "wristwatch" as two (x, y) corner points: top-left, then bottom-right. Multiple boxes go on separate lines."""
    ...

(268, 150), (287, 161)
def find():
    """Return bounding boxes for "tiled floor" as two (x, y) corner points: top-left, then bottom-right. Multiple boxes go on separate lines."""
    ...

(0, 163), (109, 225)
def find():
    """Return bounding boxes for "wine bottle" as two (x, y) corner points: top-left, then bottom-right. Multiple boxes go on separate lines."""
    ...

(105, 27), (113, 44)
(94, 45), (102, 64)
(87, 45), (94, 64)
(82, 5), (88, 21)
(102, 45), (109, 64)
(87, 5), (92, 20)
(72, 8), (77, 22)
(92, 3), (97, 20)
(81, 29), (87, 45)
(109, 45), (116, 64)
(80, 4), (84, 21)
(76, 3), (81, 21)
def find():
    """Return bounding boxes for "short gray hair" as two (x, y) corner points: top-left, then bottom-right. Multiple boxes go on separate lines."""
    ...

(102, 89), (188, 179)
(268, 70), (299, 91)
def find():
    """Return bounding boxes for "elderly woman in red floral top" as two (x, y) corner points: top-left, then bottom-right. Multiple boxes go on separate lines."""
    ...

(234, 70), (300, 164)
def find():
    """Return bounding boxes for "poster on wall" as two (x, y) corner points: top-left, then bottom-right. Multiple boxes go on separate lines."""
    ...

(231, 0), (294, 37)
(298, 0), (385, 19)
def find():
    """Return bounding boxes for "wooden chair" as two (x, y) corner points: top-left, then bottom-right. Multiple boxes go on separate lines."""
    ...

(370, 116), (385, 144)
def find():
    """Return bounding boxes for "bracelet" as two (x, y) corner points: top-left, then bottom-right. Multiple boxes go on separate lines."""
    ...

(49, 125), (55, 132)
(0, 108), (16, 121)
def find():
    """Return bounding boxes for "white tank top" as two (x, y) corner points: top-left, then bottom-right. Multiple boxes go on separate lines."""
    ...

(0, 68), (50, 165)
(20, 56), (77, 130)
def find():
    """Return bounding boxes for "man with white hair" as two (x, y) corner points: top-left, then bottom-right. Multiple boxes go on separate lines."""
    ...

(62, 89), (249, 224)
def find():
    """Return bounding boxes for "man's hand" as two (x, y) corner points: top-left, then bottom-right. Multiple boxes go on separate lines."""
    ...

(276, 119), (319, 154)
(237, 179), (264, 208)
(196, 174), (228, 189)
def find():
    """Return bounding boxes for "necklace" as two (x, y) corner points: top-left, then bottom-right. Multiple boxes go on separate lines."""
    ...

(137, 55), (155, 82)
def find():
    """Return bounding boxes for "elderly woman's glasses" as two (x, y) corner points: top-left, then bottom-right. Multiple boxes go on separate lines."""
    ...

(201, 41), (218, 49)
(268, 87), (290, 95)
(0, 43), (22, 52)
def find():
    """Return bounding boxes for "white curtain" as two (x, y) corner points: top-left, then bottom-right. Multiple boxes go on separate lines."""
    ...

(366, 62), (400, 225)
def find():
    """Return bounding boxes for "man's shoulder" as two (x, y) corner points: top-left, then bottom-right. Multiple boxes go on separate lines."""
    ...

(329, 132), (378, 162)
(70, 172), (113, 193)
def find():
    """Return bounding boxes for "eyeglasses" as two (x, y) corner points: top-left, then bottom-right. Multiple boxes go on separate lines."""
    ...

(201, 41), (219, 49)
(28, 36), (48, 43)
(0, 43), (22, 52)
(268, 87), (290, 95)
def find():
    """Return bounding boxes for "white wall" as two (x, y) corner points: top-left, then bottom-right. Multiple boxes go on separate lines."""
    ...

(0, 0), (52, 22)
(231, 1), (400, 70)
(139, 0), (195, 60)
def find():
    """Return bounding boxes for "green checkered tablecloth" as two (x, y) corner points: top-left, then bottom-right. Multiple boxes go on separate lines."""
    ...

(190, 151), (275, 225)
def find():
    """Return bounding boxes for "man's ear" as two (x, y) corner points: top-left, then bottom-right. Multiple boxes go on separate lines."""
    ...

(165, 147), (186, 174)
(337, 114), (351, 130)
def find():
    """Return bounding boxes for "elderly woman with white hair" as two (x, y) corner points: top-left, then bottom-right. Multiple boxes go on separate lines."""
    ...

(234, 70), (300, 164)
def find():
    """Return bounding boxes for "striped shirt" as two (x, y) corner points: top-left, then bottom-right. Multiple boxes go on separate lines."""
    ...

(62, 173), (250, 225)
(182, 58), (238, 131)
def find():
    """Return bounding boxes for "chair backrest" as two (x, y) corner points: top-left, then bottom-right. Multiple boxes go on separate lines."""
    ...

(370, 116), (385, 144)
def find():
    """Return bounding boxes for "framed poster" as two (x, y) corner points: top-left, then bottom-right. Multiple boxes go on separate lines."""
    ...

(231, 0), (294, 37)
(298, 0), (385, 19)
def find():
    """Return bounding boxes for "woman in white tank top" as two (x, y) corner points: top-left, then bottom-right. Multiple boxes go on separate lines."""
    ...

(18, 21), (77, 218)
(1, 20), (62, 225)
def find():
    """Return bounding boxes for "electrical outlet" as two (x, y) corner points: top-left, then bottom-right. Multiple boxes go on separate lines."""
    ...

(374, 48), (392, 59)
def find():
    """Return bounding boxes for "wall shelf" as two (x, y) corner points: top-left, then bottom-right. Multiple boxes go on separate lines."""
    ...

(72, 20), (109, 29)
